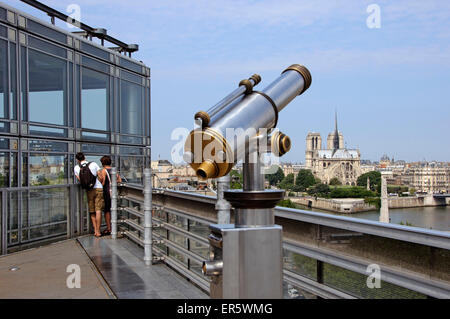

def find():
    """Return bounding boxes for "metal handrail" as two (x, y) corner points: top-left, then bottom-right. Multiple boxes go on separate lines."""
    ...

(116, 185), (450, 299)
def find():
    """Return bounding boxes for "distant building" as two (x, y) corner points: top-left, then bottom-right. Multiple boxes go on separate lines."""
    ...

(402, 162), (449, 193)
(305, 113), (361, 185)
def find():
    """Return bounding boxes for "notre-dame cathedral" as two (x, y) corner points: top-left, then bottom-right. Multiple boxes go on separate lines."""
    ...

(305, 113), (362, 185)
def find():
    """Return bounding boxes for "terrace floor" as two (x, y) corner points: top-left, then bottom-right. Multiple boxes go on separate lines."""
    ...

(0, 236), (208, 299)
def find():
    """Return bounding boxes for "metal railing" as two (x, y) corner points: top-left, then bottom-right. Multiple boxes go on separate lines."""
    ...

(115, 183), (450, 299)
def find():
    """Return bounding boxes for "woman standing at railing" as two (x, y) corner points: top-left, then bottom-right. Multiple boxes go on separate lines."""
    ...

(98, 155), (122, 236)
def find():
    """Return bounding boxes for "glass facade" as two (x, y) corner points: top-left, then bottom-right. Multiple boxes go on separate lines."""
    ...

(0, 4), (150, 254)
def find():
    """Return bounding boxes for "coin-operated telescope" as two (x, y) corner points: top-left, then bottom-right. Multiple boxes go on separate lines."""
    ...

(184, 64), (311, 299)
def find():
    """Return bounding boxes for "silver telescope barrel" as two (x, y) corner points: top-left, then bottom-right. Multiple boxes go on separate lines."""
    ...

(195, 74), (261, 127)
(185, 64), (311, 179)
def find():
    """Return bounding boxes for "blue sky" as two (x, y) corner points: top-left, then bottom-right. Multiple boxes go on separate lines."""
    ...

(10, 0), (450, 162)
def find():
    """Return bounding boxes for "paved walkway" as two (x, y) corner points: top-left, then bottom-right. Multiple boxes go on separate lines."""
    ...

(0, 236), (208, 299)
(0, 239), (113, 299)
(78, 236), (208, 299)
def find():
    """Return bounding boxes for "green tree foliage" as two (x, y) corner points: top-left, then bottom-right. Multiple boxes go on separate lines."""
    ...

(230, 170), (242, 189)
(265, 166), (285, 186)
(329, 177), (342, 186)
(357, 171), (381, 192)
(295, 169), (316, 191)
(329, 186), (376, 198)
(308, 183), (331, 196)
(279, 173), (295, 191)
(277, 199), (297, 208)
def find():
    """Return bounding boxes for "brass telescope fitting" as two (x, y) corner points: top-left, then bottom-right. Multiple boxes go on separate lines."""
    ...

(271, 131), (291, 156)
(282, 64), (312, 94)
(184, 128), (234, 180)
(194, 74), (262, 127)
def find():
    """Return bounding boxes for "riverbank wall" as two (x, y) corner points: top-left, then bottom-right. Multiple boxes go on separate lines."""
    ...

(291, 197), (375, 213)
(291, 195), (448, 214)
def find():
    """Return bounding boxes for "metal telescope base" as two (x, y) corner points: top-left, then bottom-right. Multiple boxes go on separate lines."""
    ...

(208, 224), (283, 299)
(205, 186), (284, 299)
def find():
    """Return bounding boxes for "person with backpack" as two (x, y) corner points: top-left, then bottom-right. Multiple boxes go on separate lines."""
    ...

(97, 155), (122, 236)
(74, 152), (104, 238)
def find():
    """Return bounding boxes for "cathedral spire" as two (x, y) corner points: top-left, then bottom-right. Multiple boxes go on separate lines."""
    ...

(333, 110), (339, 151)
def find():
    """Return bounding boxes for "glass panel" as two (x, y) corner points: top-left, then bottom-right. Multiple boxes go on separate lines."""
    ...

(81, 56), (109, 74)
(0, 121), (7, 133)
(168, 247), (187, 266)
(29, 125), (67, 137)
(120, 156), (143, 184)
(120, 58), (142, 74)
(0, 152), (9, 187)
(81, 143), (110, 154)
(81, 131), (108, 141)
(76, 65), (80, 128)
(120, 80), (143, 135)
(168, 213), (188, 230)
(119, 146), (143, 155)
(81, 42), (109, 61)
(81, 67), (108, 130)
(0, 25), (6, 38)
(29, 154), (67, 186)
(28, 49), (67, 125)
(0, 137), (8, 149)
(28, 36), (67, 58)
(283, 249), (317, 280)
(27, 20), (67, 44)
(25, 188), (68, 240)
(323, 262), (426, 299)
(84, 155), (102, 167)
(22, 155), (28, 186)
(29, 140), (68, 152)
(20, 46), (27, 121)
(189, 220), (210, 238)
(68, 63), (73, 126)
(168, 231), (188, 249)
(190, 240), (209, 259)
(121, 70), (143, 84)
(11, 153), (17, 187)
(0, 8), (6, 22)
(119, 135), (143, 145)
(0, 39), (7, 118)
(8, 192), (19, 244)
(10, 43), (17, 120)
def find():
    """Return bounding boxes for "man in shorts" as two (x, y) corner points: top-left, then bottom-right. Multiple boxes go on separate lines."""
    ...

(74, 152), (104, 237)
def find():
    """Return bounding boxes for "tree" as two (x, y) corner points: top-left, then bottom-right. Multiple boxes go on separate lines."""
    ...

(277, 199), (297, 208)
(295, 169), (316, 191)
(329, 177), (342, 186)
(279, 173), (295, 191)
(357, 171), (381, 192)
(230, 170), (242, 189)
(266, 166), (285, 186)
(308, 183), (330, 196)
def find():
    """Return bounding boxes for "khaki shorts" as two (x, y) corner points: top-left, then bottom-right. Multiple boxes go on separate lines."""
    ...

(87, 188), (105, 213)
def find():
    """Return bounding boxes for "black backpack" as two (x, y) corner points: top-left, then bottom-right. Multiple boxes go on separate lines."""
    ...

(79, 162), (97, 190)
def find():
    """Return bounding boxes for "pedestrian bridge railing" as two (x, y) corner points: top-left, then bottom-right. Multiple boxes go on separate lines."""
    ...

(114, 177), (450, 299)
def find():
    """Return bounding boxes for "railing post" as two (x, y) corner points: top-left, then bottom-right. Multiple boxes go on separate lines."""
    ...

(111, 167), (118, 239)
(216, 174), (231, 224)
(143, 168), (153, 265)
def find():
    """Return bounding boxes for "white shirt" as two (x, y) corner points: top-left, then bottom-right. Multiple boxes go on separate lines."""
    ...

(74, 160), (103, 189)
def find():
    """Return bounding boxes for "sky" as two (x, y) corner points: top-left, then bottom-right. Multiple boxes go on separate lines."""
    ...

(9, 0), (450, 163)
